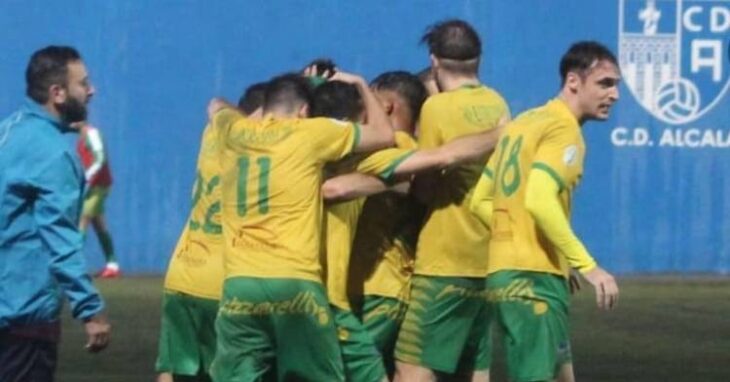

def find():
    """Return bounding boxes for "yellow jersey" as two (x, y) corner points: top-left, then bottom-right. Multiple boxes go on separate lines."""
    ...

(325, 131), (415, 310)
(215, 109), (360, 283)
(415, 84), (510, 277)
(486, 98), (585, 277)
(163, 123), (225, 300)
(349, 132), (423, 302)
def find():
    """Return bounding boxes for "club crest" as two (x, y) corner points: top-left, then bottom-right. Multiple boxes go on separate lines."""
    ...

(619, 0), (730, 125)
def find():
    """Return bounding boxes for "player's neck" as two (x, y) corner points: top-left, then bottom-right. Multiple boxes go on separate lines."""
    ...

(390, 113), (413, 135)
(263, 107), (299, 119)
(437, 74), (480, 92)
(557, 92), (586, 126)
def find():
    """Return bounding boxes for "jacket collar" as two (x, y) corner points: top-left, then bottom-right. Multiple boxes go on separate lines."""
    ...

(22, 98), (73, 132)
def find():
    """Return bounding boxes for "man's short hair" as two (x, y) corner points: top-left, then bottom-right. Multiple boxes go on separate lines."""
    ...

(371, 71), (428, 122)
(421, 19), (481, 60)
(238, 81), (268, 115)
(310, 80), (363, 122)
(263, 73), (312, 114)
(26, 46), (82, 104)
(559, 41), (618, 85)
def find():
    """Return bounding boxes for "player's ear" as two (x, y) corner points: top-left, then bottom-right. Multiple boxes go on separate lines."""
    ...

(430, 54), (439, 70)
(565, 71), (581, 93)
(383, 99), (395, 116)
(49, 83), (67, 104)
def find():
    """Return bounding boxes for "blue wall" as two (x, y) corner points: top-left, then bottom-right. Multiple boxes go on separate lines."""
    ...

(1, 0), (728, 274)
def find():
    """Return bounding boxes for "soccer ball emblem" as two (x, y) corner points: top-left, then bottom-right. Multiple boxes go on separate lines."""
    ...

(654, 78), (701, 124)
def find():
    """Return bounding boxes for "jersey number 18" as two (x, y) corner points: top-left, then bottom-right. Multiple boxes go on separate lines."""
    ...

(493, 135), (523, 197)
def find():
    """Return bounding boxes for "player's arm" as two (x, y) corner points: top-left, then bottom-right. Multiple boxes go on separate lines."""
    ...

(329, 71), (394, 152)
(322, 172), (387, 202)
(207, 98), (239, 120)
(524, 169), (618, 309)
(391, 118), (506, 176)
(322, 172), (409, 203)
(322, 145), (415, 202)
(469, 165), (496, 229)
(207, 98), (248, 153)
(207, 98), (246, 131)
(33, 151), (111, 351)
(82, 127), (106, 183)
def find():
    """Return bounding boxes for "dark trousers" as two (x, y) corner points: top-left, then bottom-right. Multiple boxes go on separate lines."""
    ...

(0, 329), (58, 382)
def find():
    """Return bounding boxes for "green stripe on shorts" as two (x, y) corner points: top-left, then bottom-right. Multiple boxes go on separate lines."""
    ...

(394, 275), (491, 374)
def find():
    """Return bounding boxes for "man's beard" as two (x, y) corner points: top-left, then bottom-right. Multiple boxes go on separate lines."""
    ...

(57, 96), (88, 124)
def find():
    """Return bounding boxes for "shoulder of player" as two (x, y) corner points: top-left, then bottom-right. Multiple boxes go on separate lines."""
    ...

(17, 116), (67, 153)
(476, 85), (508, 104)
(213, 108), (250, 132)
(427, 86), (507, 113)
(421, 91), (453, 112)
(514, 103), (575, 132)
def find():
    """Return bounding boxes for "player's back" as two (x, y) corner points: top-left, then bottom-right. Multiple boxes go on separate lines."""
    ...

(487, 99), (585, 277)
(164, 123), (225, 299)
(415, 85), (510, 277)
(217, 112), (357, 283)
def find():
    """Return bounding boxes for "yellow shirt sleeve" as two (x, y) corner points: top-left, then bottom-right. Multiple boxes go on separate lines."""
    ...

(531, 122), (584, 191)
(355, 148), (415, 182)
(212, 107), (245, 136)
(307, 118), (360, 162)
(524, 169), (597, 273)
(470, 157), (496, 229)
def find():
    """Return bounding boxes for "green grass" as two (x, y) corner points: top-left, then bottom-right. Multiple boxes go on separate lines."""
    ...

(58, 277), (163, 382)
(57, 277), (730, 381)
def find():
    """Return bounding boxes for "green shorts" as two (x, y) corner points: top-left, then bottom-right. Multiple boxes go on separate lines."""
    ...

(361, 295), (408, 376)
(82, 186), (110, 217)
(155, 290), (219, 377)
(332, 306), (386, 382)
(394, 275), (491, 374)
(487, 270), (572, 382)
(210, 277), (344, 382)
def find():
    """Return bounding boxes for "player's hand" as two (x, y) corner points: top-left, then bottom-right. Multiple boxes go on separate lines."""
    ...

(83, 313), (111, 353)
(303, 64), (335, 79)
(494, 115), (509, 135)
(207, 98), (233, 120)
(581, 266), (619, 310)
(568, 269), (581, 295)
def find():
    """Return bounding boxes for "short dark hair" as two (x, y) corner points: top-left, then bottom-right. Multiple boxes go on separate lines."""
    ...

(421, 19), (481, 60)
(263, 73), (312, 114)
(238, 81), (268, 115)
(26, 46), (82, 104)
(310, 80), (363, 122)
(371, 71), (428, 121)
(559, 41), (618, 85)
